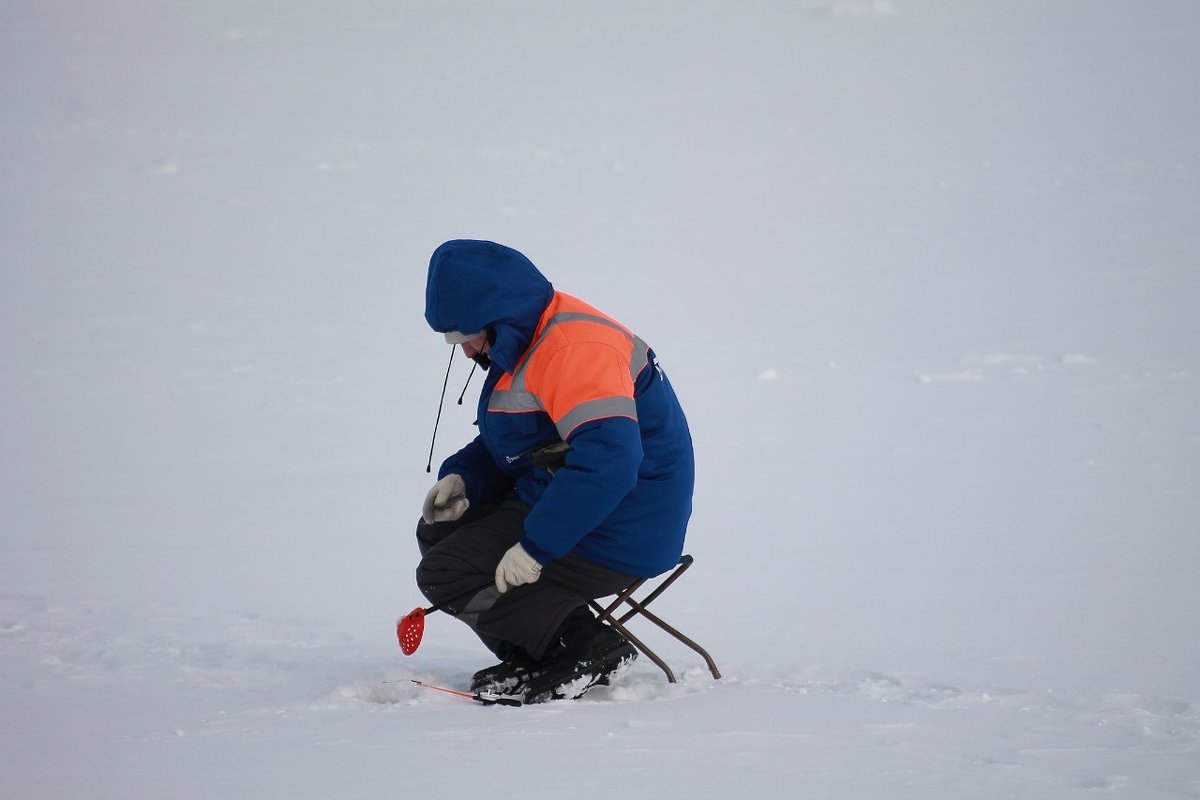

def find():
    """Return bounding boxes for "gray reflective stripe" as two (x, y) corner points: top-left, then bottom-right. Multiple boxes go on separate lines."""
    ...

(555, 396), (638, 439)
(487, 389), (541, 413)
(457, 586), (502, 631)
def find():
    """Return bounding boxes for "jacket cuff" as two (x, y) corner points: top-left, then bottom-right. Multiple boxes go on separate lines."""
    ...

(519, 536), (555, 567)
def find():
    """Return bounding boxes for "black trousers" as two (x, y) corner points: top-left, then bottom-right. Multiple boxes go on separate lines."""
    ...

(415, 501), (637, 661)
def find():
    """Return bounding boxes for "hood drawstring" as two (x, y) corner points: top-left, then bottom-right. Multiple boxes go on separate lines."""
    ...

(426, 351), (482, 473)
(456, 362), (477, 405)
(426, 346), (456, 473)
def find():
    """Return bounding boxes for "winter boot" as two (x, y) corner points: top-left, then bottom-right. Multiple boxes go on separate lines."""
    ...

(522, 616), (638, 704)
(470, 649), (538, 696)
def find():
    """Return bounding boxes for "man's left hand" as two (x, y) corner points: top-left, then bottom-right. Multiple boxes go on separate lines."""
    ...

(495, 543), (542, 593)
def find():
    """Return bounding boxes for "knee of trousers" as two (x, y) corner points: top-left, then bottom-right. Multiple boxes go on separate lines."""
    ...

(415, 517), (440, 556)
(413, 551), (440, 595)
(414, 546), (478, 593)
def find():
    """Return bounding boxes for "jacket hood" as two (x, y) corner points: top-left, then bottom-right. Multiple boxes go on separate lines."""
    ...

(424, 240), (555, 374)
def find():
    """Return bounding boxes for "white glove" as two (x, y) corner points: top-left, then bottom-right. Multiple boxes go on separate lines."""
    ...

(495, 543), (542, 594)
(421, 474), (469, 524)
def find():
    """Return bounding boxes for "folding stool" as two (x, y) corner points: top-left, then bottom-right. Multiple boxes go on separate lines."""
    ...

(588, 554), (721, 684)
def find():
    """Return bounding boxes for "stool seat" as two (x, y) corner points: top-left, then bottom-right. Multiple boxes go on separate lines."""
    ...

(588, 554), (720, 684)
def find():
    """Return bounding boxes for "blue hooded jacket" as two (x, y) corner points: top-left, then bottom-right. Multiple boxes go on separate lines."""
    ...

(424, 240), (694, 577)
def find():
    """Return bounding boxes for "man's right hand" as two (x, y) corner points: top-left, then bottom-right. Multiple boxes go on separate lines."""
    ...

(421, 474), (469, 524)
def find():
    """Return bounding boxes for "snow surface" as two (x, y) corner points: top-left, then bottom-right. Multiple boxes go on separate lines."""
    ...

(3, 1), (1199, 798)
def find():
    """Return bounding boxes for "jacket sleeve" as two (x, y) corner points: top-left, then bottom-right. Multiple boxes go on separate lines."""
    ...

(518, 341), (643, 563)
(438, 435), (514, 507)
(520, 417), (642, 564)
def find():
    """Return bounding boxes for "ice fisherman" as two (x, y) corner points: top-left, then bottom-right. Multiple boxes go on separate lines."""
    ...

(415, 239), (695, 703)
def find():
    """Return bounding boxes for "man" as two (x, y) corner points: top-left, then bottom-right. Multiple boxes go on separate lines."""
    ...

(416, 239), (694, 703)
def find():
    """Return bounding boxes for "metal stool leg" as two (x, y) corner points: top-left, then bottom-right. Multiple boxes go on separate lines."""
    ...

(591, 599), (677, 683)
(589, 555), (720, 683)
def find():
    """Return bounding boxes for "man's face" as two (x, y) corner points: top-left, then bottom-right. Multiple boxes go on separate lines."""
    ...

(461, 333), (492, 369)
(460, 334), (489, 360)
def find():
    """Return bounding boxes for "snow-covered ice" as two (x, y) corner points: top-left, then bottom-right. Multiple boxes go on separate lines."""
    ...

(3, 1), (1199, 798)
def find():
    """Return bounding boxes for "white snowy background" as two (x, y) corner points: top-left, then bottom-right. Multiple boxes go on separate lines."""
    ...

(3, 1), (1199, 797)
